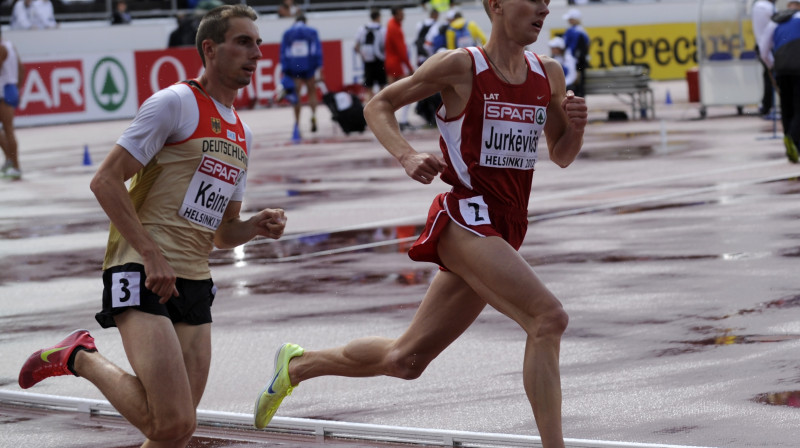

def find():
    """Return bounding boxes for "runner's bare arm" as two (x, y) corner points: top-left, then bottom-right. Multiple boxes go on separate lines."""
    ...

(214, 203), (286, 249)
(541, 56), (587, 168)
(364, 50), (472, 183)
(90, 144), (179, 303)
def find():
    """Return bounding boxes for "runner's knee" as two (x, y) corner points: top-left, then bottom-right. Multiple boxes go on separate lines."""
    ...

(385, 348), (432, 380)
(143, 413), (195, 443)
(535, 306), (569, 339)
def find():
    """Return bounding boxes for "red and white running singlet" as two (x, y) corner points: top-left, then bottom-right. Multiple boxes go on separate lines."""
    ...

(436, 46), (550, 210)
(408, 47), (551, 266)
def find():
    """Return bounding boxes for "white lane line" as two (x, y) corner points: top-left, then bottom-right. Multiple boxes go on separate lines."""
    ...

(0, 390), (716, 448)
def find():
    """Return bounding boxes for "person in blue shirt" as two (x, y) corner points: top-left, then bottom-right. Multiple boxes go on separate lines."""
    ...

(280, 14), (323, 138)
(562, 8), (589, 97)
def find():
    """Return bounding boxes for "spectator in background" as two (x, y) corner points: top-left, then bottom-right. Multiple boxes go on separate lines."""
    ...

(280, 14), (323, 139)
(443, 9), (487, 50)
(112, 0), (132, 25)
(414, 8), (441, 128)
(414, 8), (438, 66)
(278, 0), (298, 18)
(549, 36), (577, 91)
(562, 8), (590, 97)
(168, 0), (221, 48)
(759, 0), (800, 163)
(418, 7), (485, 127)
(421, 0), (450, 13)
(168, 14), (198, 47)
(31, 0), (57, 29)
(423, 7), (450, 56)
(355, 8), (386, 102)
(384, 6), (414, 130)
(751, 0), (776, 118)
(0, 28), (23, 180)
(10, 0), (34, 30)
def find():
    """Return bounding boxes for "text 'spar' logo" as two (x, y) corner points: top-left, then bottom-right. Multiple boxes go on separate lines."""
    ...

(91, 57), (128, 112)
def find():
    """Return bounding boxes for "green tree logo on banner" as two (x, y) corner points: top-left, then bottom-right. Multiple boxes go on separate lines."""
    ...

(91, 57), (128, 112)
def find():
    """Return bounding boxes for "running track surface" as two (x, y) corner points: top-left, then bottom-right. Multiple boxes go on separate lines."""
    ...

(1, 80), (799, 448)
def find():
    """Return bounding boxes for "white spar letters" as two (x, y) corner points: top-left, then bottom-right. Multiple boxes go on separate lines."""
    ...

(20, 66), (83, 110)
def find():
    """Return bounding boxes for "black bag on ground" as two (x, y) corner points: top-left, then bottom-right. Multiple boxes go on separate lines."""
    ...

(322, 88), (367, 135)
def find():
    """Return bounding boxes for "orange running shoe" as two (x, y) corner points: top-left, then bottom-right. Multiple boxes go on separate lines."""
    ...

(18, 329), (96, 389)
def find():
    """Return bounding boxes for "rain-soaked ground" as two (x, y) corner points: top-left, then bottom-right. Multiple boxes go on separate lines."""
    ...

(1, 80), (799, 448)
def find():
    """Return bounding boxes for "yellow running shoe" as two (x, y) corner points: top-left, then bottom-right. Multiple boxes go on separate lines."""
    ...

(784, 135), (799, 164)
(254, 343), (304, 429)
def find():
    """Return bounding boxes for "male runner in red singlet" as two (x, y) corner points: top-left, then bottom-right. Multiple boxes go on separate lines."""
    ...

(18, 5), (287, 447)
(255, 1), (586, 447)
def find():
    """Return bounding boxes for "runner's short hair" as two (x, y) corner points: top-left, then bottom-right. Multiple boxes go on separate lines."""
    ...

(196, 4), (258, 66)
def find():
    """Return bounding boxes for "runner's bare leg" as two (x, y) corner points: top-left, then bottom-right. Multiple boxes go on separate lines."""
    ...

(438, 223), (567, 448)
(74, 310), (196, 447)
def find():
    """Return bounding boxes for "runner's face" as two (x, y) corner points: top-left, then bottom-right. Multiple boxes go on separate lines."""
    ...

(500, 0), (550, 45)
(215, 17), (262, 88)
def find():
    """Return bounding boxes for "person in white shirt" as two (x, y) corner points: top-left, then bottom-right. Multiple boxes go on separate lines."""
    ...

(31, 0), (57, 29)
(751, 0), (776, 116)
(549, 36), (577, 90)
(10, 0), (34, 30)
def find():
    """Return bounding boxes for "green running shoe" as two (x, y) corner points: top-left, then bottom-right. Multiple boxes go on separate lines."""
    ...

(254, 343), (304, 429)
(784, 135), (798, 163)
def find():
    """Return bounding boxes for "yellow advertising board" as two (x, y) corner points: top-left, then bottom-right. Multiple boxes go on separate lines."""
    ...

(552, 22), (757, 80)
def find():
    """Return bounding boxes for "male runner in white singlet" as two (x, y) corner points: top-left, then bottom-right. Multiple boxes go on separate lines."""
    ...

(19, 5), (287, 447)
(254, 1), (586, 447)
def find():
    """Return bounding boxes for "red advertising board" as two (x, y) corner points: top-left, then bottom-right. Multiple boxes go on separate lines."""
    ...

(17, 60), (85, 116)
(134, 41), (343, 109)
(14, 40), (344, 126)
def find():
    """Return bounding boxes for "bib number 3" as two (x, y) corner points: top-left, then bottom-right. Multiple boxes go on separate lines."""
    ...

(459, 196), (491, 226)
(111, 271), (142, 308)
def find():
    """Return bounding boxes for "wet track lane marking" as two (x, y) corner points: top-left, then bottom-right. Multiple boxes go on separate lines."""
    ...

(218, 167), (800, 263)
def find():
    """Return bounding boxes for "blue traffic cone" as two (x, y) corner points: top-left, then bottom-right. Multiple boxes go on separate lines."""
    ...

(82, 144), (92, 166)
(665, 89), (673, 105)
(291, 123), (301, 143)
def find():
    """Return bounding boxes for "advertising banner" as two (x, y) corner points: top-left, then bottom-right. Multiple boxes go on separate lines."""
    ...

(17, 41), (343, 127)
(552, 22), (756, 80)
(17, 53), (138, 127)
